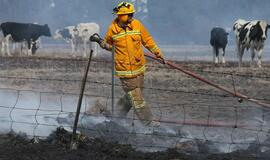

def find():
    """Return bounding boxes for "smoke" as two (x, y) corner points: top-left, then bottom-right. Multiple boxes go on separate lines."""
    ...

(0, 0), (270, 44)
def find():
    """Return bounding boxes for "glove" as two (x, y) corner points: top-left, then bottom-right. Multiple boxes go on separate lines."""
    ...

(90, 33), (112, 51)
(90, 33), (103, 44)
(100, 40), (112, 51)
(155, 50), (165, 64)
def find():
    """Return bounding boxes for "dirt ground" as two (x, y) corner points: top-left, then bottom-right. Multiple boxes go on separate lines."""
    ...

(0, 54), (270, 159)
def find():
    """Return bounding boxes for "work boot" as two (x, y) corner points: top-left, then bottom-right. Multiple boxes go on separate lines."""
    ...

(134, 105), (153, 126)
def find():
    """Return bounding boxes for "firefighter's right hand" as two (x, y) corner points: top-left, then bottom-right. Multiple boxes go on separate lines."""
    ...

(99, 40), (112, 51)
(90, 33), (112, 51)
(90, 33), (103, 44)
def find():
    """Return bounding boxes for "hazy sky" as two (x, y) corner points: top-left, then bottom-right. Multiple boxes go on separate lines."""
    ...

(0, 0), (270, 45)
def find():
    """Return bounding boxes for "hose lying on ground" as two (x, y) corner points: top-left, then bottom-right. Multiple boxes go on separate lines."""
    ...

(145, 52), (270, 109)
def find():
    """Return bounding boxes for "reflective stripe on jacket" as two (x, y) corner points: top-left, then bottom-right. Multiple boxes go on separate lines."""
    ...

(105, 18), (160, 78)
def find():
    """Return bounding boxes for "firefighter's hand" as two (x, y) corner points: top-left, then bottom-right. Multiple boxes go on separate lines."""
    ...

(90, 33), (112, 51)
(100, 40), (112, 51)
(90, 33), (103, 44)
(155, 50), (165, 64)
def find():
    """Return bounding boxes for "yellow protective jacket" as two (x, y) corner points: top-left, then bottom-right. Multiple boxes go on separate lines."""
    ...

(105, 18), (161, 78)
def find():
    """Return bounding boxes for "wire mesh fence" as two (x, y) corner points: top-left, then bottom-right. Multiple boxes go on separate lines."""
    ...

(0, 55), (270, 158)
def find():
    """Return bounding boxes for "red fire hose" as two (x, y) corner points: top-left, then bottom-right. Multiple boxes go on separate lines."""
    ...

(145, 52), (270, 109)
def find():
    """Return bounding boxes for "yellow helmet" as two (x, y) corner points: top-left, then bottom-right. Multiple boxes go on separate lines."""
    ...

(113, 2), (135, 15)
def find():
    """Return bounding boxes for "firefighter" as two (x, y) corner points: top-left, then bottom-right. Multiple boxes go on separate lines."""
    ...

(90, 2), (164, 127)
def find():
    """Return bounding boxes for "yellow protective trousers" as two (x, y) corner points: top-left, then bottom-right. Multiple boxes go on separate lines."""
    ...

(116, 74), (153, 125)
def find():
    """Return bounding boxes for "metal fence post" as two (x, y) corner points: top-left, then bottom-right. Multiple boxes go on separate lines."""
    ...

(111, 45), (115, 117)
(70, 50), (93, 150)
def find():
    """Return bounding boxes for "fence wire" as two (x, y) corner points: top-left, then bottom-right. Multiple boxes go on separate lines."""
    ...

(0, 56), (269, 158)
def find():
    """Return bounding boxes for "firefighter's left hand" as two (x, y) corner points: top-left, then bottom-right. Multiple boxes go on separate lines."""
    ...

(155, 50), (165, 64)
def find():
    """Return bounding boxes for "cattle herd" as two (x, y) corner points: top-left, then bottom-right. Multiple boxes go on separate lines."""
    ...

(211, 19), (270, 68)
(0, 19), (269, 67)
(0, 22), (99, 57)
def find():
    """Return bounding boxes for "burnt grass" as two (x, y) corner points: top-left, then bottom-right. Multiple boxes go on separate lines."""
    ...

(0, 128), (190, 160)
(0, 128), (266, 160)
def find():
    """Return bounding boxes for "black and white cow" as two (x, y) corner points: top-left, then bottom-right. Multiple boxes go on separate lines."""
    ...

(53, 23), (100, 57)
(233, 19), (270, 67)
(53, 25), (78, 55)
(210, 27), (229, 64)
(0, 22), (51, 55)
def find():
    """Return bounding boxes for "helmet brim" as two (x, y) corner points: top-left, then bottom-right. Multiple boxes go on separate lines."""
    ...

(113, 11), (135, 15)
